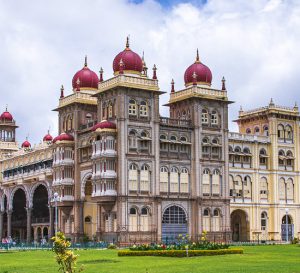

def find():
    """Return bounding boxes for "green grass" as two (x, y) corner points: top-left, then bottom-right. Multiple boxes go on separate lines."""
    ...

(0, 245), (299, 273)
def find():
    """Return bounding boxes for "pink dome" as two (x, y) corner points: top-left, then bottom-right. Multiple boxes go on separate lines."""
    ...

(113, 38), (143, 75)
(72, 57), (99, 90)
(1, 110), (13, 121)
(92, 120), (116, 131)
(43, 133), (53, 142)
(184, 50), (212, 87)
(53, 133), (74, 143)
(21, 140), (31, 148)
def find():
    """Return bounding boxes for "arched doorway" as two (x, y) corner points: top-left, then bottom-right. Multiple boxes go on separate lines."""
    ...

(162, 205), (188, 242)
(231, 210), (249, 242)
(83, 177), (94, 239)
(281, 215), (294, 241)
(2, 195), (8, 237)
(12, 189), (27, 242)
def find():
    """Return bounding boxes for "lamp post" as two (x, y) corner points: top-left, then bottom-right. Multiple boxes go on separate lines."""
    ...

(53, 192), (59, 236)
(285, 208), (289, 242)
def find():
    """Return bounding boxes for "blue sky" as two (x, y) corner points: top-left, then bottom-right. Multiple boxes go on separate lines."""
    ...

(0, 0), (299, 145)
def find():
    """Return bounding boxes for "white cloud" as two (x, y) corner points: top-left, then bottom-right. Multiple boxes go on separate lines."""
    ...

(0, 0), (299, 144)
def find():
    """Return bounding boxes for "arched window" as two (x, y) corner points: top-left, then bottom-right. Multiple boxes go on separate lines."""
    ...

(254, 127), (260, 135)
(261, 212), (267, 231)
(202, 109), (208, 124)
(160, 135), (168, 151)
(108, 103), (113, 118)
(212, 209), (221, 232)
(278, 150), (285, 167)
(160, 166), (168, 192)
(85, 216), (91, 223)
(286, 150), (294, 169)
(129, 207), (138, 231)
(277, 124), (284, 139)
(128, 99), (137, 116)
(211, 111), (218, 125)
(180, 168), (189, 193)
(140, 165), (150, 192)
(246, 128), (251, 134)
(128, 130), (137, 150)
(181, 110), (186, 120)
(285, 125), (293, 141)
(140, 207), (149, 231)
(286, 178), (294, 201)
(128, 164), (138, 191)
(203, 208), (210, 231)
(243, 176), (252, 199)
(170, 136), (177, 151)
(263, 125), (269, 136)
(170, 167), (179, 193)
(202, 169), (210, 195)
(212, 169), (220, 195)
(260, 177), (268, 199)
(279, 178), (285, 200)
(140, 101), (148, 117)
(229, 175), (234, 196)
(259, 148), (268, 166)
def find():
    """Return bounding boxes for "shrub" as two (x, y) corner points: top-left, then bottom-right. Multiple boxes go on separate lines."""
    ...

(107, 243), (117, 249)
(291, 237), (299, 244)
(118, 249), (243, 257)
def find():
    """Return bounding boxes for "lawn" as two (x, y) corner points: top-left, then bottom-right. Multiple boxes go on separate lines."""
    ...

(0, 245), (299, 273)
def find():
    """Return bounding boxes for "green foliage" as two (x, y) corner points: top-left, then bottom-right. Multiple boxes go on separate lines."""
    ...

(52, 232), (84, 273)
(118, 249), (243, 257)
(291, 237), (299, 244)
(107, 243), (117, 249)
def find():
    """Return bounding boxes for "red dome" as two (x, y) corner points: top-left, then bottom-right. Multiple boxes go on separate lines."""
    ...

(184, 50), (212, 87)
(92, 120), (116, 131)
(113, 38), (143, 75)
(72, 57), (99, 90)
(1, 111), (13, 121)
(21, 140), (31, 148)
(53, 133), (74, 143)
(43, 133), (53, 142)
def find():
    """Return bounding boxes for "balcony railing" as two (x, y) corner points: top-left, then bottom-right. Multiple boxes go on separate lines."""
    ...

(160, 117), (192, 128)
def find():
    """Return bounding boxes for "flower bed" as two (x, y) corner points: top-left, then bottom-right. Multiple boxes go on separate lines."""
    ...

(118, 249), (243, 257)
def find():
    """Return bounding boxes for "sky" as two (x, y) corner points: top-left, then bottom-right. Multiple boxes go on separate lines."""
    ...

(0, 0), (299, 145)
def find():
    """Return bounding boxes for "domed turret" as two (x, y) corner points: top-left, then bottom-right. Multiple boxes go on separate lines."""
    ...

(21, 139), (31, 148)
(1, 107), (13, 122)
(92, 120), (116, 131)
(43, 131), (53, 142)
(184, 49), (212, 87)
(53, 133), (74, 143)
(113, 37), (143, 76)
(72, 56), (99, 91)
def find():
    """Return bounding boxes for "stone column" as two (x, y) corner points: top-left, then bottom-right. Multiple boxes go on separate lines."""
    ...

(49, 206), (54, 238)
(26, 207), (32, 243)
(7, 210), (12, 238)
(0, 211), (3, 239)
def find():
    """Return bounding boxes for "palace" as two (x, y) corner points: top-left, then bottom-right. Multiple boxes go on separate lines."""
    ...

(0, 39), (298, 244)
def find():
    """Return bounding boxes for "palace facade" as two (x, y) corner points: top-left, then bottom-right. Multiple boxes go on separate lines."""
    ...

(0, 40), (298, 244)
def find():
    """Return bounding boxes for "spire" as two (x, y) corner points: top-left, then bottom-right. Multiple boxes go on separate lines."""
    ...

(269, 98), (274, 107)
(152, 64), (157, 80)
(119, 59), (124, 74)
(126, 36), (130, 50)
(5, 104), (8, 111)
(171, 79), (175, 94)
(294, 101), (298, 111)
(192, 71), (197, 86)
(142, 51), (148, 76)
(76, 78), (81, 91)
(84, 55), (88, 67)
(195, 48), (200, 63)
(222, 76), (226, 90)
(99, 67), (104, 82)
(60, 85), (64, 98)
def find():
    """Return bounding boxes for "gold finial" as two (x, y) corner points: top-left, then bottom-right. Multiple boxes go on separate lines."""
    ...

(84, 55), (88, 67)
(195, 48), (200, 63)
(126, 36), (130, 49)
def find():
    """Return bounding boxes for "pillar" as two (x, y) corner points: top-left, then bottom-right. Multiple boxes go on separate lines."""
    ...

(26, 207), (32, 243)
(49, 206), (54, 238)
(7, 210), (12, 238)
(0, 211), (3, 239)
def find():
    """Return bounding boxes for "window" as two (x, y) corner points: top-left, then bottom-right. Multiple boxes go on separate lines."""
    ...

(202, 109), (208, 124)
(278, 124), (284, 139)
(286, 178), (294, 201)
(260, 177), (268, 198)
(212, 209), (221, 232)
(202, 169), (210, 195)
(170, 167), (179, 193)
(263, 125), (269, 136)
(180, 168), (189, 193)
(211, 111), (218, 125)
(129, 208), (138, 231)
(259, 149), (267, 165)
(261, 212), (267, 231)
(140, 101), (148, 117)
(203, 209), (210, 231)
(285, 125), (293, 141)
(160, 135), (168, 151)
(128, 130), (137, 150)
(254, 127), (260, 135)
(181, 110), (186, 120)
(140, 165), (150, 192)
(108, 103), (113, 118)
(129, 164), (138, 191)
(279, 178), (285, 200)
(170, 135), (177, 151)
(129, 99), (137, 116)
(246, 128), (251, 134)
(278, 150), (285, 166)
(160, 167), (168, 192)
(140, 207), (149, 231)
(212, 169), (220, 195)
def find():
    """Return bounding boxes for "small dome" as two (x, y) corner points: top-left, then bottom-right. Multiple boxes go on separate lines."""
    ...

(113, 38), (143, 75)
(21, 140), (31, 148)
(43, 132), (53, 142)
(53, 133), (74, 143)
(72, 56), (99, 90)
(1, 109), (13, 121)
(184, 50), (212, 87)
(92, 120), (116, 131)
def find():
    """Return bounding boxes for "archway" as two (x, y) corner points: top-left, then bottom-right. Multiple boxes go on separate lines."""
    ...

(2, 195), (8, 237)
(162, 205), (188, 243)
(12, 189), (27, 242)
(231, 210), (249, 242)
(83, 177), (94, 239)
(32, 185), (49, 223)
(281, 215), (294, 241)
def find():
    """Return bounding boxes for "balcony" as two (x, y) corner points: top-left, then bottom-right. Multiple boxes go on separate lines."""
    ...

(91, 149), (117, 159)
(92, 170), (117, 180)
(160, 117), (192, 128)
(228, 132), (270, 143)
(53, 178), (74, 186)
(53, 158), (74, 166)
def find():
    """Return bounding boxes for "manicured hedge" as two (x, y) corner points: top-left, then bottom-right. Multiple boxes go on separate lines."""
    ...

(118, 249), (243, 257)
